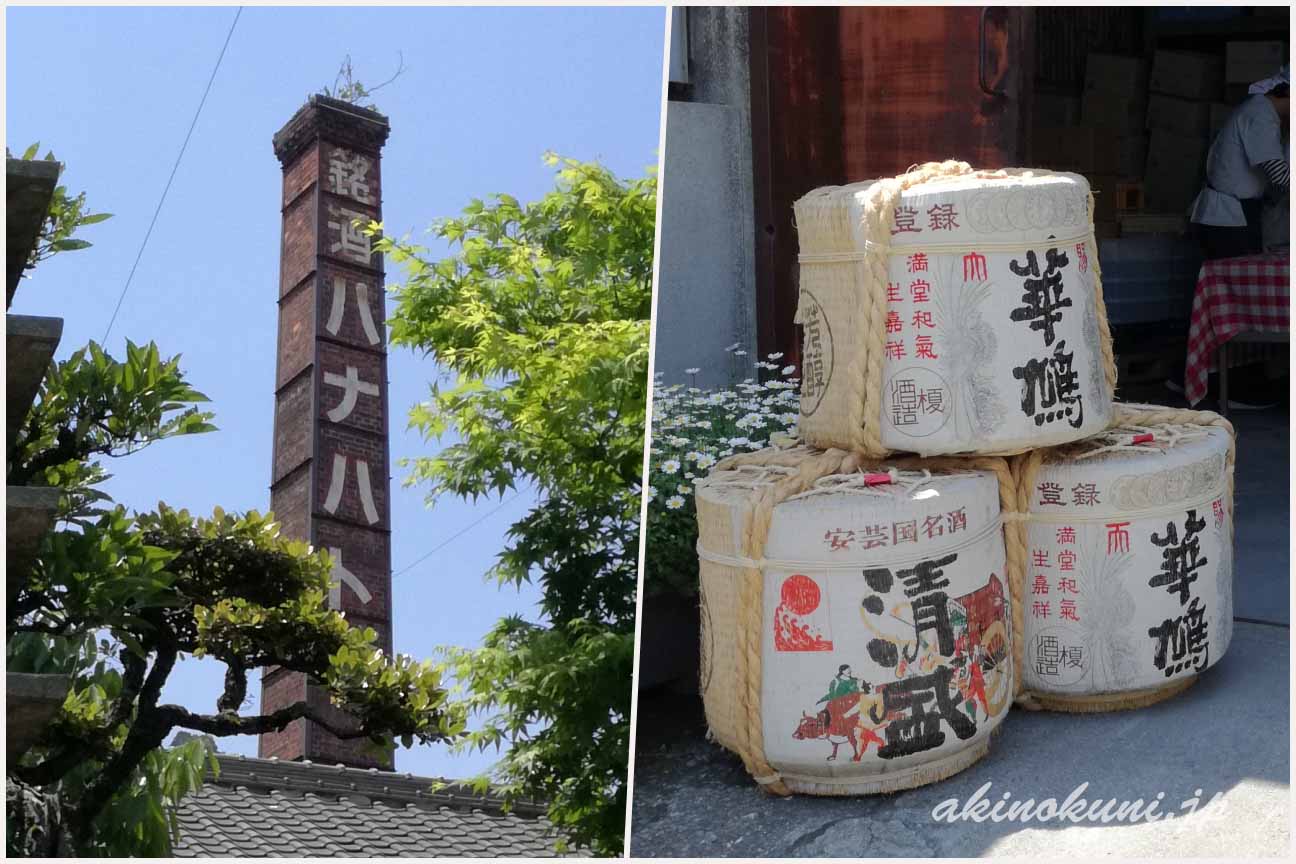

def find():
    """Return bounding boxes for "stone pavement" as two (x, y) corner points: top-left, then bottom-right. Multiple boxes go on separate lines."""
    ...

(630, 622), (1288, 857)
(630, 403), (1290, 858)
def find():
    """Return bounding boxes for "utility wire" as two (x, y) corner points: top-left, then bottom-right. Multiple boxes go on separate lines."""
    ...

(393, 491), (524, 578)
(102, 6), (243, 343)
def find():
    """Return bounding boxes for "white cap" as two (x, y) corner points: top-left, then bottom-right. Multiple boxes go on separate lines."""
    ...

(1249, 64), (1290, 95)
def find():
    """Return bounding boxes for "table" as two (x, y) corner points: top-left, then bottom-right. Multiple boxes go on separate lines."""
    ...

(1183, 252), (1289, 413)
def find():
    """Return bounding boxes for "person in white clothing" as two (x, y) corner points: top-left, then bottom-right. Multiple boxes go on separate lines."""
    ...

(1189, 64), (1289, 260)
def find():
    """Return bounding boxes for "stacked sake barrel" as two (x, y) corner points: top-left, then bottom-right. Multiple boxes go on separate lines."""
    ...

(1012, 406), (1235, 713)
(692, 162), (1236, 797)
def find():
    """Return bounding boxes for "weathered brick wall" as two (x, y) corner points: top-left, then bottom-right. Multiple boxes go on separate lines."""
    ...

(276, 282), (316, 389)
(258, 671), (308, 762)
(280, 194), (316, 296)
(260, 98), (394, 769)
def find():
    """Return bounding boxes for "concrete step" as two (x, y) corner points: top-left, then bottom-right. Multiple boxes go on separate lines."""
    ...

(6, 313), (62, 452)
(6, 158), (60, 307)
(7, 485), (61, 586)
(6, 672), (71, 760)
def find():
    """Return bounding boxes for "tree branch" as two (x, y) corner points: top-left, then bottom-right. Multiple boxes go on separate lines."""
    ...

(108, 652), (148, 730)
(8, 651), (148, 789)
(7, 620), (91, 638)
(159, 701), (374, 742)
(72, 646), (178, 844)
(216, 659), (247, 714)
(7, 427), (79, 487)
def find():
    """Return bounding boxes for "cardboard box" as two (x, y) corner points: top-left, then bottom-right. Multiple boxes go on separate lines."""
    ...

(1093, 220), (1121, 240)
(1149, 51), (1224, 101)
(1033, 90), (1082, 129)
(1037, 128), (1146, 177)
(1031, 126), (1069, 168)
(1115, 182), (1145, 212)
(1119, 212), (1188, 236)
(1084, 53), (1149, 96)
(1209, 102), (1233, 138)
(1146, 93), (1213, 137)
(1225, 41), (1287, 84)
(1144, 128), (1210, 212)
(1083, 89), (1148, 134)
(1088, 174), (1124, 224)
(1111, 135), (1149, 178)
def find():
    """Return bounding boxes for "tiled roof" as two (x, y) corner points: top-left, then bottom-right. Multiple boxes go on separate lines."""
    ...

(172, 753), (581, 857)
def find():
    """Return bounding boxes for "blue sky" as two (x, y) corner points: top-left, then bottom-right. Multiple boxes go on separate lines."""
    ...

(6, 4), (663, 778)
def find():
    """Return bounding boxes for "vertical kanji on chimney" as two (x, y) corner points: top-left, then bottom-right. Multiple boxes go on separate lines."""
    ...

(260, 96), (394, 769)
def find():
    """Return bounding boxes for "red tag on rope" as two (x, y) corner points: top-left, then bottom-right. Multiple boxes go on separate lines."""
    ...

(1131, 433), (1155, 445)
(863, 473), (893, 486)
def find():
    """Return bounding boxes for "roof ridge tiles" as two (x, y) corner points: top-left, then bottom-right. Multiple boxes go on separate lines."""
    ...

(204, 752), (548, 818)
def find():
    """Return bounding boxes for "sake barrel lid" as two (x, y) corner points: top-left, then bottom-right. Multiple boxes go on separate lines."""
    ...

(1029, 423), (1231, 518)
(797, 170), (1092, 251)
(697, 461), (1001, 568)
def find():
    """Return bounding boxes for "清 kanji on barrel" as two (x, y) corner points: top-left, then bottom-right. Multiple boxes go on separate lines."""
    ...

(692, 445), (1026, 795)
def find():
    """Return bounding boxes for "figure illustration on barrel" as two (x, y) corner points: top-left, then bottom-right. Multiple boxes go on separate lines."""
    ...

(792, 567), (1011, 763)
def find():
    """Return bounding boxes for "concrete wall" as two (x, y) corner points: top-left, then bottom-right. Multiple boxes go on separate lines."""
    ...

(654, 7), (757, 389)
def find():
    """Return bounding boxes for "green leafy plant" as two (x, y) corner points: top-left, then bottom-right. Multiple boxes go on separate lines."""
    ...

(7, 347), (465, 855)
(372, 153), (653, 855)
(7, 160), (462, 857)
(643, 350), (801, 596)
(6, 142), (111, 274)
(318, 53), (405, 110)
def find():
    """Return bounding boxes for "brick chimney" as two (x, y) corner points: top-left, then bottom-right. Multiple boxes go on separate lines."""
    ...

(260, 96), (394, 769)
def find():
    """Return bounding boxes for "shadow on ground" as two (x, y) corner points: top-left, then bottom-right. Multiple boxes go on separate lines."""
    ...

(631, 401), (1289, 857)
(631, 622), (1288, 857)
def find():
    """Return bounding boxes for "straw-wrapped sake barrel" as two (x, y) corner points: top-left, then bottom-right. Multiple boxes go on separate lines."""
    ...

(695, 452), (1016, 795)
(1013, 416), (1235, 711)
(793, 164), (1116, 457)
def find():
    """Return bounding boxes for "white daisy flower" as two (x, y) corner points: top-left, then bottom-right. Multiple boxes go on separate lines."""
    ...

(696, 454), (717, 469)
(782, 365), (797, 375)
(660, 459), (681, 475)
(665, 495), (686, 510)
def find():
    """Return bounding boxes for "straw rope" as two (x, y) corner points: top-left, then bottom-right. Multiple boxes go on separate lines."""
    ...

(854, 161), (976, 457)
(1027, 676), (1197, 713)
(706, 444), (1026, 794)
(1010, 403), (1235, 713)
(1087, 189), (1119, 399)
(780, 738), (992, 796)
(794, 161), (1119, 458)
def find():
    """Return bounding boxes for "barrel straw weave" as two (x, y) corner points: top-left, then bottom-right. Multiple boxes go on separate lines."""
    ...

(1009, 402), (1236, 713)
(792, 161), (1119, 457)
(697, 444), (1028, 796)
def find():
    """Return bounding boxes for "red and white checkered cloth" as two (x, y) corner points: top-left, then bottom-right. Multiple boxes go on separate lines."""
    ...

(1183, 252), (1290, 405)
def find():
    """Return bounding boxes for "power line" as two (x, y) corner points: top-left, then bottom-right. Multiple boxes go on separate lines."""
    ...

(392, 491), (524, 578)
(102, 6), (243, 343)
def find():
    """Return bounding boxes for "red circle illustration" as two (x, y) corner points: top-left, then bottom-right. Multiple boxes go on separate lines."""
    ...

(780, 574), (821, 616)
